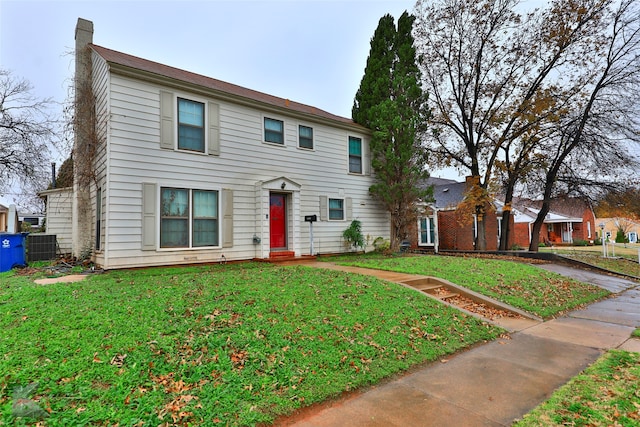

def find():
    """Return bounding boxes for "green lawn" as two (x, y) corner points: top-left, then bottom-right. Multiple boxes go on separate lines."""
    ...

(0, 263), (501, 426)
(334, 254), (610, 318)
(514, 350), (640, 426)
(555, 252), (640, 278)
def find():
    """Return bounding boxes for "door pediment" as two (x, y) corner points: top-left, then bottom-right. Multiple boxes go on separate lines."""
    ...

(260, 177), (301, 192)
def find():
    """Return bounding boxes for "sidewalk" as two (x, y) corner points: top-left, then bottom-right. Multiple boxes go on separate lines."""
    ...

(277, 262), (640, 427)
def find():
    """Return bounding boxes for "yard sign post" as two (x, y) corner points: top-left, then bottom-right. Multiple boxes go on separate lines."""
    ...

(305, 215), (317, 255)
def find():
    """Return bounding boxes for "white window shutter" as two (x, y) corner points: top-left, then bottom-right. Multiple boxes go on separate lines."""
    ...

(208, 102), (220, 156)
(346, 197), (353, 220)
(141, 183), (157, 250)
(319, 196), (328, 221)
(222, 189), (233, 247)
(160, 91), (174, 150)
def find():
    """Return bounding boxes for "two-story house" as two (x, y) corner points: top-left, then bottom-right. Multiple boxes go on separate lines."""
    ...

(60, 18), (390, 269)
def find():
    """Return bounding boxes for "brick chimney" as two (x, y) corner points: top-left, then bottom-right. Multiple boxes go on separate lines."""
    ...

(465, 175), (480, 187)
(72, 18), (95, 259)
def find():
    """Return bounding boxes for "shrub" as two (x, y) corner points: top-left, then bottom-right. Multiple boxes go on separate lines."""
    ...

(615, 230), (628, 244)
(573, 239), (589, 247)
(373, 237), (391, 254)
(343, 219), (365, 251)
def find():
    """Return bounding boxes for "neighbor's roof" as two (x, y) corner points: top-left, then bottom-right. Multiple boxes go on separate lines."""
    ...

(90, 44), (364, 129)
(433, 182), (467, 210)
(512, 196), (591, 224)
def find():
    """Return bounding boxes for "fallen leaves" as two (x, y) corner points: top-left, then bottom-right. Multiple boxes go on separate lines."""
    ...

(151, 372), (207, 424)
(110, 353), (127, 367)
(230, 349), (248, 370)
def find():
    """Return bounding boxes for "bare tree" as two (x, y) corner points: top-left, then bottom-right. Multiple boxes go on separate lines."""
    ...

(0, 69), (59, 203)
(527, 0), (640, 251)
(413, 0), (614, 250)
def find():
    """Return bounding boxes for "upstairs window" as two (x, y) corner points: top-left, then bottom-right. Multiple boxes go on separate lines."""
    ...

(264, 118), (284, 144)
(349, 136), (362, 174)
(178, 98), (205, 152)
(298, 125), (313, 149)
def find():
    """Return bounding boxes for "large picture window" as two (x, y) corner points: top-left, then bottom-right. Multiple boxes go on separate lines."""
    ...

(178, 98), (205, 152)
(419, 217), (436, 245)
(264, 117), (284, 144)
(349, 136), (362, 174)
(161, 187), (219, 248)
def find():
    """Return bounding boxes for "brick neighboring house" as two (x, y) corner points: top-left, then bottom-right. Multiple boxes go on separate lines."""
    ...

(512, 197), (597, 246)
(409, 177), (514, 252)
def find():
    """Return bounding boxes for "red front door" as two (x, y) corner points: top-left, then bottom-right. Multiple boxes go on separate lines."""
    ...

(270, 194), (287, 249)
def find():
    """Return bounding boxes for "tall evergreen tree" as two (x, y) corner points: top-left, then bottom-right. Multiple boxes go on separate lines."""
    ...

(353, 11), (431, 251)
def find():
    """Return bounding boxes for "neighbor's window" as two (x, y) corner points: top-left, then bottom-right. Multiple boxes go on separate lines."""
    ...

(348, 136), (362, 174)
(473, 214), (478, 239)
(419, 217), (436, 245)
(178, 98), (205, 152)
(328, 198), (344, 221)
(264, 117), (284, 144)
(161, 187), (219, 248)
(299, 125), (313, 149)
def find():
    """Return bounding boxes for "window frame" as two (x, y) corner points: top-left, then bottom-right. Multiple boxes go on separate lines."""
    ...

(264, 117), (285, 145)
(159, 186), (221, 250)
(177, 97), (206, 153)
(418, 216), (436, 246)
(328, 197), (345, 221)
(95, 187), (102, 250)
(348, 136), (363, 174)
(298, 124), (314, 150)
(473, 214), (478, 239)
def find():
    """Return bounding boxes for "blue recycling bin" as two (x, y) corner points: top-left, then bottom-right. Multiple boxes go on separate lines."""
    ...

(0, 233), (28, 273)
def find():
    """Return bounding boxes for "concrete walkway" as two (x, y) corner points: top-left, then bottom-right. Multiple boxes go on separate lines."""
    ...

(278, 262), (640, 427)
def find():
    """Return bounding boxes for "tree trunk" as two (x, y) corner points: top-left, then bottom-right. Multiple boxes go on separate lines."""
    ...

(475, 209), (487, 251)
(499, 210), (511, 251)
(499, 179), (516, 251)
(528, 202), (550, 251)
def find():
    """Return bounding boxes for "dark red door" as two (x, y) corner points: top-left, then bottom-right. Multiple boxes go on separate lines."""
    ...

(270, 194), (287, 249)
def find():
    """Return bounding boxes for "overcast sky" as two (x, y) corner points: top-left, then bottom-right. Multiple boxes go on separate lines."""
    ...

(1, 0), (429, 207)
(2, 0), (419, 119)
